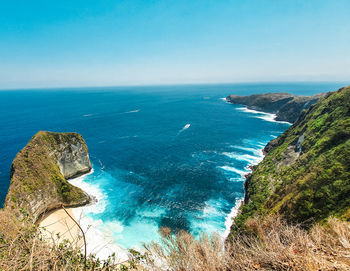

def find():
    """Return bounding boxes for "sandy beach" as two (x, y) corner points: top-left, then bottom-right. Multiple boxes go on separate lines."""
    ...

(39, 208), (83, 249)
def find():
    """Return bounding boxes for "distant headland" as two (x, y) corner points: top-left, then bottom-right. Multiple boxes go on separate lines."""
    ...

(226, 92), (325, 123)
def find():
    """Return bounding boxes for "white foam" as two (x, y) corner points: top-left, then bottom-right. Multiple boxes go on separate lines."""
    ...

(256, 114), (277, 122)
(125, 109), (140, 113)
(83, 114), (93, 117)
(222, 152), (263, 164)
(190, 201), (224, 236)
(223, 199), (243, 239)
(236, 106), (291, 124)
(74, 213), (128, 262)
(229, 177), (244, 182)
(236, 107), (263, 114)
(256, 142), (267, 148)
(68, 170), (129, 262)
(275, 120), (292, 125)
(220, 140), (270, 240)
(203, 204), (221, 216)
(218, 166), (247, 177)
(229, 145), (261, 155)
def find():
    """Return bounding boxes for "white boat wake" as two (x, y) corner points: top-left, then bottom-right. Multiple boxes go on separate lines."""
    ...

(177, 123), (191, 135)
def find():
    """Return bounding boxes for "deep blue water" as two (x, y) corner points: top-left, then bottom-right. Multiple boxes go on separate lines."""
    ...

(0, 82), (345, 250)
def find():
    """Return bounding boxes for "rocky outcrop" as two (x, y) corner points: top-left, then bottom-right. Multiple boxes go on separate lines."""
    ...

(226, 92), (325, 123)
(5, 131), (92, 221)
(55, 135), (91, 179)
(230, 86), (350, 237)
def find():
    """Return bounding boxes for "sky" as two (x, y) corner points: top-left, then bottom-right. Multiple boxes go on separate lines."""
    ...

(0, 0), (349, 89)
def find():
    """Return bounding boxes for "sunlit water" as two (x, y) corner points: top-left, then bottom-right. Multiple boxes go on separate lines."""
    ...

(0, 83), (343, 259)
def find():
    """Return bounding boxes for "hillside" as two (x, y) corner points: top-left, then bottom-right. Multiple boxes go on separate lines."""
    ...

(231, 86), (350, 235)
(4, 131), (92, 221)
(226, 92), (324, 123)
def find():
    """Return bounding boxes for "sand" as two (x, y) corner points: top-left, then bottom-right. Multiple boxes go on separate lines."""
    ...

(39, 207), (131, 264)
(39, 208), (84, 249)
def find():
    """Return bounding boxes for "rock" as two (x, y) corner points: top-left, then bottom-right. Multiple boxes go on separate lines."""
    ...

(4, 131), (92, 221)
(55, 137), (91, 179)
(226, 92), (325, 123)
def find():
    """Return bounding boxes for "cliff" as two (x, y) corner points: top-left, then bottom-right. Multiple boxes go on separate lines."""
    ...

(226, 92), (324, 123)
(4, 131), (92, 221)
(0, 102), (349, 271)
(230, 86), (350, 236)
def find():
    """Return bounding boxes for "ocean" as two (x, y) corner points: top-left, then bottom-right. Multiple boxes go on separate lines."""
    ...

(0, 82), (344, 259)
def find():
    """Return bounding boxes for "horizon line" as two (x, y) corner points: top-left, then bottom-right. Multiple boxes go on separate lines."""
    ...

(0, 80), (348, 92)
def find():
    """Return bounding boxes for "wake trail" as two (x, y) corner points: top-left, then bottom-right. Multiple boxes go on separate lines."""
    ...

(176, 123), (191, 136)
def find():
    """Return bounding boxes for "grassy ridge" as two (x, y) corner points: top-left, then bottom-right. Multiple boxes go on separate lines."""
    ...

(231, 86), (350, 236)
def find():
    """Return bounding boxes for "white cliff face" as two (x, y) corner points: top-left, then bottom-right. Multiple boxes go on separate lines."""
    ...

(56, 138), (92, 179)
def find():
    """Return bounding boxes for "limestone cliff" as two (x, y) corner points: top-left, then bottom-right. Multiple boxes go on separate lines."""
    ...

(226, 92), (324, 123)
(5, 131), (92, 221)
(230, 86), (350, 237)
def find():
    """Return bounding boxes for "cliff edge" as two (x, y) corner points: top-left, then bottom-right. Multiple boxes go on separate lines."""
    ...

(226, 92), (325, 123)
(4, 131), (92, 221)
(230, 86), (350, 237)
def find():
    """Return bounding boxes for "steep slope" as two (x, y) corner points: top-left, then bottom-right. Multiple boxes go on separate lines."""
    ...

(231, 86), (350, 234)
(4, 131), (92, 221)
(226, 92), (324, 123)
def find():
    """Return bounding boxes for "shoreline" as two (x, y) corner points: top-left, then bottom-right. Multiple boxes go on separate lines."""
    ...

(235, 106), (292, 124)
(221, 95), (292, 125)
(222, 145), (266, 240)
(65, 168), (129, 262)
(39, 168), (129, 262)
(39, 207), (84, 248)
(39, 169), (96, 248)
(39, 119), (277, 259)
(221, 98), (290, 240)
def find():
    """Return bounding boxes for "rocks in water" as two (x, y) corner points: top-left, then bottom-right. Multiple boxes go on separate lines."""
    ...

(5, 131), (92, 221)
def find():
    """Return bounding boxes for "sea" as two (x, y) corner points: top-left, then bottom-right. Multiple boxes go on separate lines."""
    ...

(0, 82), (344, 260)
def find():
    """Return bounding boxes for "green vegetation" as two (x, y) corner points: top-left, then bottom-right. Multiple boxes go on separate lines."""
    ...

(4, 131), (90, 221)
(1, 87), (350, 270)
(230, 86), (350, 237)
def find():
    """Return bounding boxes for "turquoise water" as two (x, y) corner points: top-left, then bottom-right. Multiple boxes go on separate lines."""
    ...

(0, 82), (344, 252)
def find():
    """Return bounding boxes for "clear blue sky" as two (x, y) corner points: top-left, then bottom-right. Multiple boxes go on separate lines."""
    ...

(0, 0), (349, 89)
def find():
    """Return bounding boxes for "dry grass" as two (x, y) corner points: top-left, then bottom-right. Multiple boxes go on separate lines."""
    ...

(144, 216), (350, 271)
(1, 209), (349, 271)
(0, 210), (120, 271)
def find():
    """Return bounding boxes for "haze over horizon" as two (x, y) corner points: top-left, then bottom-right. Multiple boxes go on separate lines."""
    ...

(1, 0), (350, 89)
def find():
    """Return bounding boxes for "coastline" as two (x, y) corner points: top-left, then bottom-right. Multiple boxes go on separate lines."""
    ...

(66, 169), (129, 262)
(39, 168), (129, 262)
(235, 106), (292, 124)
(221, 144), (265, 240)
(39, 106), (288, 258)
(222, 107), (290, 240)
(38, 169), (96, 248)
